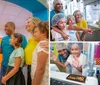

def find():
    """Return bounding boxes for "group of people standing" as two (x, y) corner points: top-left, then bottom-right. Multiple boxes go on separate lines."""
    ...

(0, 17), (49, 85)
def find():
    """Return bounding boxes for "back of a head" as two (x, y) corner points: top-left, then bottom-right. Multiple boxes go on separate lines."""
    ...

(37, 21), (49, 39)
(14, 33), (23, 44)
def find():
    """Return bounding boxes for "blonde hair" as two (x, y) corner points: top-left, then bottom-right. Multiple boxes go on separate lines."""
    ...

(28, 17), (40, 26)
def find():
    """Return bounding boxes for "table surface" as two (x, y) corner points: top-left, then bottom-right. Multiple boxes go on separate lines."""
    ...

(50, 71), (98, 85)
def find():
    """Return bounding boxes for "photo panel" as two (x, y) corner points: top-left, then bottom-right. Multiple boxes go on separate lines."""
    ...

(50, 42), (100, 85)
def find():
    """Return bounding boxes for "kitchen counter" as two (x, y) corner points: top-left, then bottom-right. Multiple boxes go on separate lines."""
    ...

(85, 24), (100, 41)
(50, 71), (98, 85)
(89, 24), (100, 30)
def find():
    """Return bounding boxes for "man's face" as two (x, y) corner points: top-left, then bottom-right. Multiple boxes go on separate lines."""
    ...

(5, 24), (14, 36)
(58, 49), (68, 58)
(54, 3), (63, 13)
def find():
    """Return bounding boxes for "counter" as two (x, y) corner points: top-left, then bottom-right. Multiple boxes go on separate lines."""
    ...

(50, 71), (98, 85)
(85, 24), (100, 41)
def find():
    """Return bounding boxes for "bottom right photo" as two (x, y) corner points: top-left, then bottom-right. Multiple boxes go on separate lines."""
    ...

(50, 42), (100, 85)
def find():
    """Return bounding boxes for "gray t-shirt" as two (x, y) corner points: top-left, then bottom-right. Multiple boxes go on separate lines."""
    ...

(8, 47), (24, 67)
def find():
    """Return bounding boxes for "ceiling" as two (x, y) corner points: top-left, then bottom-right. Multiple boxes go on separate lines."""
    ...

(5, 0), (49, 13)
(0, 0), (48, 29)
(0, 1), (33, 29)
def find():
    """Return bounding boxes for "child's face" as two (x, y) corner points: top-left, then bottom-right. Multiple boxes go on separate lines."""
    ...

(71, 45), (80, 57)
(33, 27), (44, 42)
(10, 35), (16, 46)
(57, 18), (66, 30)
(25, 18), (36, 32)
(68, 17), (75, 25)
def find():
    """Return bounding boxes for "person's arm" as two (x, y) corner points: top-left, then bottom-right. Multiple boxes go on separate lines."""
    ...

(32, 51), (48, 85)
(1, 57), (22, 84)
(68, 25), (88, 32)
(52, 26), (69, 40)
(76, 32), (80, 41)
(52, 53), (69, 68)
(75, 66), (82, 72)
(54, 60), (68, 68)
(80, 31), (86, 41)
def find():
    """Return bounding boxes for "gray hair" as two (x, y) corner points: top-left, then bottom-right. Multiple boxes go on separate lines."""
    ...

(73, 10), (82, 17)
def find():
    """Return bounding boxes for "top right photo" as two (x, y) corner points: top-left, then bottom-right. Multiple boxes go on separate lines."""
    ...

(50, 0), (100, 41)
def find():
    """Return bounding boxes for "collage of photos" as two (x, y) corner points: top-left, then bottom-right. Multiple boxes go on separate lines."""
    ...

(0, 0), (100, 85)
(50, 0), (100, 85)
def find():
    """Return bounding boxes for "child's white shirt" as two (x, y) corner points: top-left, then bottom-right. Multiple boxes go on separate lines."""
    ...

(51, 25), (78, 41)
(67, 53), (88, 75)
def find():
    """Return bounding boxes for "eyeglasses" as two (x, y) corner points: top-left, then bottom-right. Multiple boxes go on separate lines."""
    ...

(76, 14), (82, 18)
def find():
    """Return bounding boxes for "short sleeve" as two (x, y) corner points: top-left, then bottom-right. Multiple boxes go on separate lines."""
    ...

(37, 42), (49, 54)
(14, 48), (24, 59)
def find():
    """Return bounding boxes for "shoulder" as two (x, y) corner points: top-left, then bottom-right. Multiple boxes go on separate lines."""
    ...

(82, 19), (87, 23)
(2, 36), (9, 39)
(50, 10), (55, 14)
(17, 47), (24, 52)
(37, 40), (49, 54)
(80, 53), (87, 59)
(21, 34), (27, 39)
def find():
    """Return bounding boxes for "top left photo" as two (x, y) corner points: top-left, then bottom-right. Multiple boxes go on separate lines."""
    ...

(0, 0), (49, 85)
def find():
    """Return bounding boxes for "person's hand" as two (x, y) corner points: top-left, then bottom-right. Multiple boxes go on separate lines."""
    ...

(83, 28), (93, 34)
(87, 28), (93, 34)
(61, 33), (69, 40)
(52, 53), (57, 61)
(1, 76), (7, 85)
(72, 57), (79, 67)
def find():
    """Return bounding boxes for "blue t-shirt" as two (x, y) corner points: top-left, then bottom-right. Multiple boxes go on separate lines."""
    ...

(1, 35), (27, 67)
(50, 10), (64, 27)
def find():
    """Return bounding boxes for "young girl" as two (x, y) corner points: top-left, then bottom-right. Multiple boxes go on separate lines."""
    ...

(51, 13), (80, 41)
(67, 15), (80, 41)
(31, 22), (49, 85)
(1, 33), (25, 85)
(53, 44), (88, 75)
